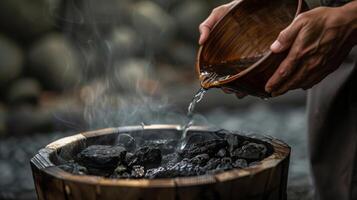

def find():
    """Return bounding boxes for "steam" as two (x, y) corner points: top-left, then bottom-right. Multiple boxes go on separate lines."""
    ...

(50, 0), (209, 130)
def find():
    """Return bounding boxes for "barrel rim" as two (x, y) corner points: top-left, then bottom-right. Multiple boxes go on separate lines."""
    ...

(31, 124), (290, 188)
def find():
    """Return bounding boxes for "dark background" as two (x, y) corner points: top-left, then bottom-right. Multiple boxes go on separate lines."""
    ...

(0, 0), (311, 199)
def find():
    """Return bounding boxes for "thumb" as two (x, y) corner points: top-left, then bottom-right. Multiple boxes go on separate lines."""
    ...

(270, 17), (305, 53)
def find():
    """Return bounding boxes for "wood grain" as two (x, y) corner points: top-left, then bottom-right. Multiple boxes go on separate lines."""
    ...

(197, 0), (309, 98)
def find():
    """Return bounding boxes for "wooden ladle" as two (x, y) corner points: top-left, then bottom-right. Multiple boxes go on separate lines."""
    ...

(196, 0), (308, 98)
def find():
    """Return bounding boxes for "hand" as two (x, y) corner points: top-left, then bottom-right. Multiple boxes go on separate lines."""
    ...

(199, 0), (247, 99)
(199, 0), (241, 45)
(265, 4), (357, 97)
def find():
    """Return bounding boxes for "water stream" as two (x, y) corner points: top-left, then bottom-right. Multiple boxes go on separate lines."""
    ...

(179, 87), (207, 150)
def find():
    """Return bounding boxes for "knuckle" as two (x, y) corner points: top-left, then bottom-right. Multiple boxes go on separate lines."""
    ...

(277, 31), (287, 42)
(212, 7), (220, 13)
(296, 13), (307, 21)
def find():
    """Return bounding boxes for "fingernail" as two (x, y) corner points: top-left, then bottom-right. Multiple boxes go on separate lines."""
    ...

(265, 85), (272, 93)
(271, 41), (282, 52)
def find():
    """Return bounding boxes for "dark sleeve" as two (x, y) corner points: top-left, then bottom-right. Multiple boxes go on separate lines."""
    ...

(320, 0), (351, 6)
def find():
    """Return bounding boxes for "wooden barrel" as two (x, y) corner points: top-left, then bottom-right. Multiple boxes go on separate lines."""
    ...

(31, 125), (290, 200)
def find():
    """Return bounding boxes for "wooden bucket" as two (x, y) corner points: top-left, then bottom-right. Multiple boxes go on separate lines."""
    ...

(31, 125), (290, 200)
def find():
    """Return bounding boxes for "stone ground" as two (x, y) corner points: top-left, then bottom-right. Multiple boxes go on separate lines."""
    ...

(0, 104), (313, 200)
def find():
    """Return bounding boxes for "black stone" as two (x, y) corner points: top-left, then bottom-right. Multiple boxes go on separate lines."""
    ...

(58, 161), (87, 175)
(61, 132), (271, 179)
(162, 153), (180, 167)
(77, 145), (127, 170)
(179, 139), (228, 158)
(216, 149), (227, 158)
(141, 139), (177, 154)
(128, 146), (162, 169)
(189, 154), (210, 166)
(232, 159), (248, 168)
(131, 165), (145, 178)
(145, 167), (168, 179)
(231, 143), (267, 161)
(203, 158), (221, 171)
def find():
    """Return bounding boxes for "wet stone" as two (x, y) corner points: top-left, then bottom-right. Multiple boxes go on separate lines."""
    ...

(231, 143), (268, 161)
(114, 165), (127, 175)
(216, 149), (227, 158)
(233, 159), (248, 169)
(142, 139), (177, 154)
(128, 146), (162, 169)
(61, 132), (271, 179)
(203, 158), (221, 171)
(145, 167), (168, 179)
(77, 145), (126, 170)
(131, 165), (145, 178)
(58, 161), (88, 175)
(179, 139), (228, 158)
(190, 154), (210, 166)
(162, 153), (180, 167)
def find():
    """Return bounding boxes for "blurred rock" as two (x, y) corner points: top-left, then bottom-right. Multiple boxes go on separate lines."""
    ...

(62, 0), (131, 27)
(0, 161), (14, 187)
(28, 33), (81, 90)
(0, 0), (56, 41)
(0, 35), (23, 86)
(172, 0), (209, 41)
(6, 78), (42, 105)
(151, 0), (180, 10)
(109, 27), (141, 59)
(168, 41), (196, 67)
(131, 1), (176, 53)
(113, 58), (152, 92)
(6, 106), (52, 135)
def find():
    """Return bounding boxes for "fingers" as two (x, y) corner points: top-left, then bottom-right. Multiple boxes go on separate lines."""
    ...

(271, 63), (307, 97)
(199, 24), (211, 45)
(199, 6), (230, 45)
(222, 88), (247, 99)
(266, 16), (309, 94)
(270, 14), (306, 53)
(235, 92), (247, 99)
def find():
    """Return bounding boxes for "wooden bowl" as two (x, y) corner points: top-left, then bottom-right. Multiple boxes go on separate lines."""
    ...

(196, 0), (308, 98)
(31, 125), (290, 200)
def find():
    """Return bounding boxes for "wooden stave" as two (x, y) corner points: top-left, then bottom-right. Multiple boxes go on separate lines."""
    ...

(31, 125), (290, 200)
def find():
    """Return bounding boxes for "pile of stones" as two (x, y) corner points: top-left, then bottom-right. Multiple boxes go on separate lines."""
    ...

(59, 132), (271, 179)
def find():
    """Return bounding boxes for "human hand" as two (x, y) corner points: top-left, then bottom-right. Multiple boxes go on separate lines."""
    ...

(265, 4), (357, 97)
(199, 0), (247, 99)
(199, 0), (241, 45)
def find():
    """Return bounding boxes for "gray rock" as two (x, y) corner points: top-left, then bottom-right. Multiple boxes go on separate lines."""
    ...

(0, 161), (14, 187)
(0, 0), (56, 40)
(151, 0), (180, 10)
(131, 1), (176, 52)
(168, 41), (196, 67)
(113, 58), (151, 92)
(109, 27), (141, 59)
(172, 1), (209, 41)
(28, 33), (80, 90)
(0, 35), (23, 85)
(7, 78), (42, 105)
(63, 0), (131, 25)
(6, 106), (53, 135)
